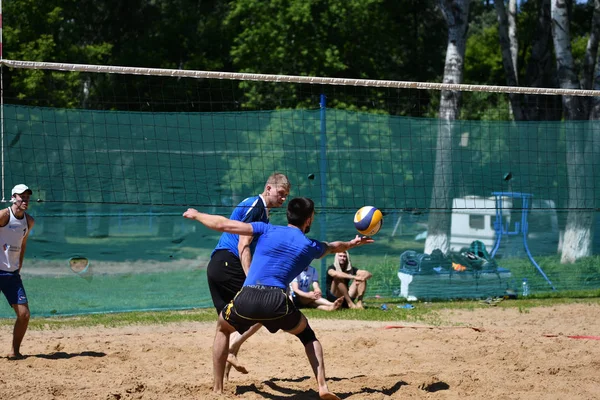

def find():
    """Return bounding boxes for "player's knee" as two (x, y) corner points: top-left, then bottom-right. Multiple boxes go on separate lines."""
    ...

(357, 270), (371, 279)
(296, 324), (317, 346)
(16, 307), (29, 321)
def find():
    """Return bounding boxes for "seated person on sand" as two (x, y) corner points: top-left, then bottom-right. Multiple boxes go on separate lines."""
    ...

(289, 265), (343, 311)
(326, 251), (372, 309)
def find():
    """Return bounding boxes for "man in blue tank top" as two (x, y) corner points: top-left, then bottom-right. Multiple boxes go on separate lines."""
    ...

(0, 184), (35, 359)
(184, 197), (373, 400)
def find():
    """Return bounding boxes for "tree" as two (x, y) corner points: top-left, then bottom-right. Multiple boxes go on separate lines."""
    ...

(224, 0), (446, 112)
(551, 0), (599, 263)
(495, 0), (526, 120)
(424, 0), (470, 254)
(463, 0), (561, 121)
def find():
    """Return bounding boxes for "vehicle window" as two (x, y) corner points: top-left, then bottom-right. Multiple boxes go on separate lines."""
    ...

(469, 214), (485, 230)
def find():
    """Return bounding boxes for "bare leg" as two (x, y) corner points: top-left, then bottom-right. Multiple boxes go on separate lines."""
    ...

(226, 352), (248, 376)
(305, 340), (340, 400)
(330, 279), (358, 309)
(224, 323), (261, 379)
(287, 315), (340, 400)
(213, 314), (236, 393)
(349, 273), (371, 309)
(313, 297), (343, 311)
(347, 281), (365, 309)
(9, 304), (30, 359)
(331, 297), (344, 310)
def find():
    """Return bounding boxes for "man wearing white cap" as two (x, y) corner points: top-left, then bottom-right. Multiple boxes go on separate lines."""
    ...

(0, 184), (35, 359)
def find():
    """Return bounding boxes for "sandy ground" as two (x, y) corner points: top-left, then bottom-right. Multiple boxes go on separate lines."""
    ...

(1, 303), (599, 400)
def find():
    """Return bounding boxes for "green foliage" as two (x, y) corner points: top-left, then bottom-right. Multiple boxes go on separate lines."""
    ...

(224, 0), (445, 112)
(3, 0), (234, 109)
(1, 0), (597, 119)
(227, 0), (385, 76)
(3, 1), (101, 106)
(465, 26), (505, 85)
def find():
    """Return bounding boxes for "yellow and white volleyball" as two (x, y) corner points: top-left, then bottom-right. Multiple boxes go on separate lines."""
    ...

(353, 206), (383, 236)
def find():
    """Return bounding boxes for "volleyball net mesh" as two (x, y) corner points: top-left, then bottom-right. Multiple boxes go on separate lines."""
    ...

(1, 60), (600, 316)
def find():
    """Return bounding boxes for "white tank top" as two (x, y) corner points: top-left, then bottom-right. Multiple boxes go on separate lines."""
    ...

(0, 207), (29, 272)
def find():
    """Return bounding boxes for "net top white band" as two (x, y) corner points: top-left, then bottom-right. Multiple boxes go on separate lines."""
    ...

(2, 59), (599, 98)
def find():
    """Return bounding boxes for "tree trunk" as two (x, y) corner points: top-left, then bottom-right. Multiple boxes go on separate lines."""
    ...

(582, 0), (600, 91)
(523, 0), (559, 121)
(495, 0), (525, 120)
(424, 0), (470, 254)
(551, 0), (594, 262)
(508, 0), (518, 77)
(593, 13), (600, 120)
(587, 0), (600, 261)
(560, 121), (594, 262)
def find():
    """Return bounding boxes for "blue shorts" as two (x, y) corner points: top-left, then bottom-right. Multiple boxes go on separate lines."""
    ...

(0, 271), (28, 306)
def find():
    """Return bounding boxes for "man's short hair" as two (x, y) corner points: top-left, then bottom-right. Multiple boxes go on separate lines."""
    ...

(266, 173), (291, 191)
(287, 197), (314, 227)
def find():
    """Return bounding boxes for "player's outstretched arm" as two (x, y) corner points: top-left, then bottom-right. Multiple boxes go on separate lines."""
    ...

(321, 235), (373, 257)
(183, 208), (254, 236)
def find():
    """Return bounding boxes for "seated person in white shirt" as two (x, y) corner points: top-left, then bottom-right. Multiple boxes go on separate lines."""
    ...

(289, 265), (343, 311)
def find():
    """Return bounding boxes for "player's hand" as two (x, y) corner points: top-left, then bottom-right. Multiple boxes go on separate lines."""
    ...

(351, 235), (374, 247)
(313, 290), (322, 299)
(183, 208), (199, 219)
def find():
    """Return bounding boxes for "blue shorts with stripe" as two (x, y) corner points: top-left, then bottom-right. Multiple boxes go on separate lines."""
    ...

(0, 271), (28, 305)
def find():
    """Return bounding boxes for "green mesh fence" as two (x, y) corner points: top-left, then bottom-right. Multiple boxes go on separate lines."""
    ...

(2, 105), (600, 316)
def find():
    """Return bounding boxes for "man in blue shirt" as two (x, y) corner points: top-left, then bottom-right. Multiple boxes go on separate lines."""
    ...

(290, 265), (343, 311)
(207, 173), (290, 376)
(184, 197), (373, 400)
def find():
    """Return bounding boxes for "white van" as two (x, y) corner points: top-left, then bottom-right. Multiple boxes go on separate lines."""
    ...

(449, 195), (559, 256)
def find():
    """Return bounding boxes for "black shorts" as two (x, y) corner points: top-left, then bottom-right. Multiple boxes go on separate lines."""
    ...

(207, 250), (246, 315)
(223, 285), (302, 334)
(291, 295), (306, 309)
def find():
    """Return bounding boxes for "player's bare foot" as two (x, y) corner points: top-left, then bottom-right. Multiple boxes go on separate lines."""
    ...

(7, 352), (24, 360)
(347, 301), (360, 309)
(332, 297), (344, 310)
(226, 353), (248, 375)
(319, 389), (341, 400)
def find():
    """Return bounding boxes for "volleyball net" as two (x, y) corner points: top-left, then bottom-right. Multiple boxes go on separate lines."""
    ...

(1, 60), (600, 316)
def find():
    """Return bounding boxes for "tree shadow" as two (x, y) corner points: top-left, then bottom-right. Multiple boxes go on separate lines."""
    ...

(236, 375), (408, 399)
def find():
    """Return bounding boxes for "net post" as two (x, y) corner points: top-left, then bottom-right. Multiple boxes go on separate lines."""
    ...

(492, 192), (555, 290)
(0, 0), (4, 202)
(319, 94), (328, 291)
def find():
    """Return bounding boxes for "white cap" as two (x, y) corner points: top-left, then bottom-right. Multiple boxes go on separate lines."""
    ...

(11, 184), (32, 196)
